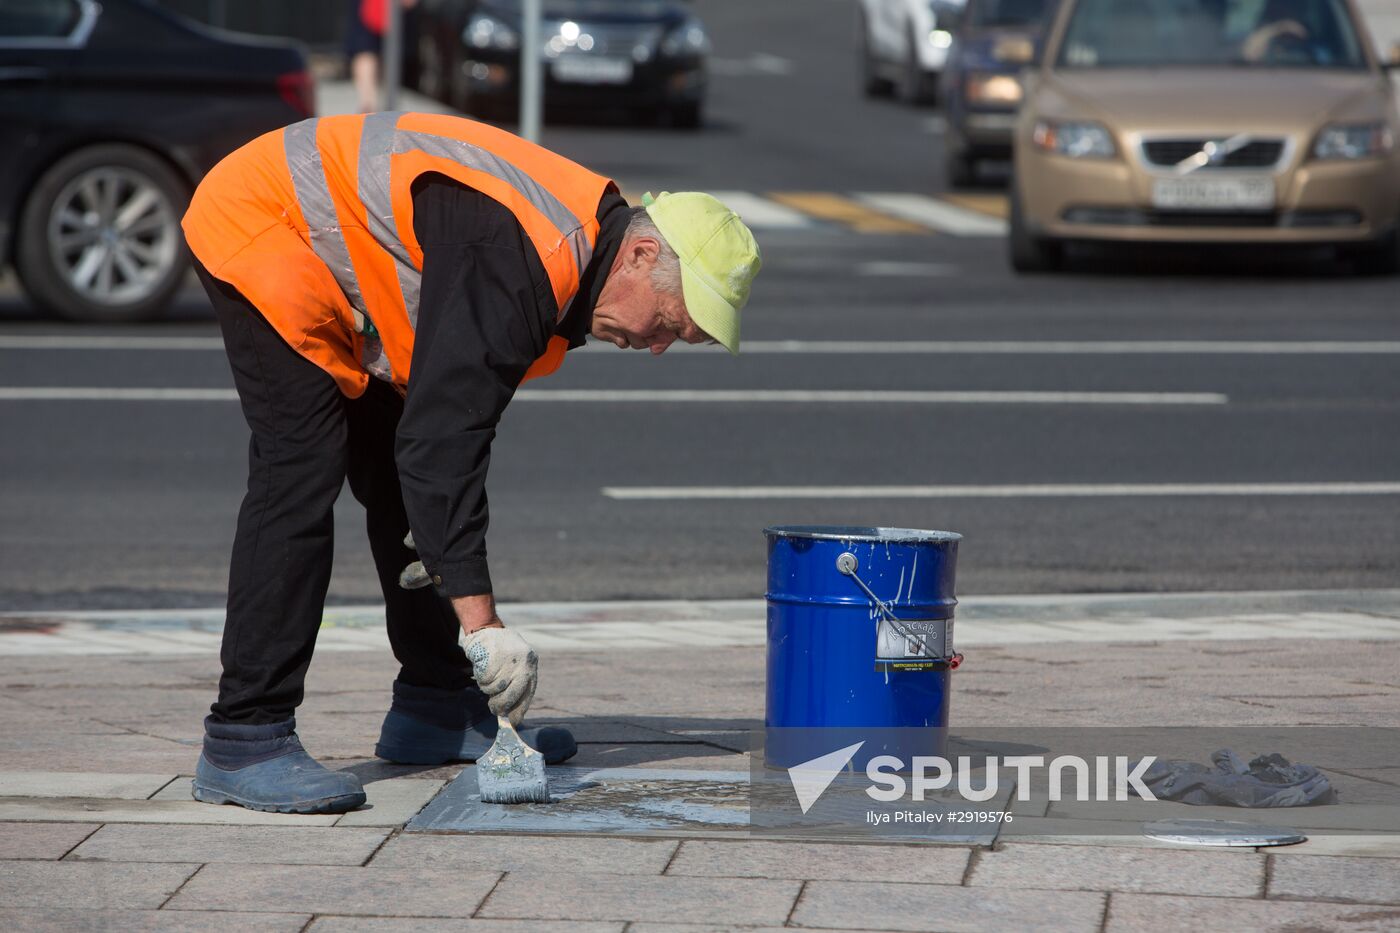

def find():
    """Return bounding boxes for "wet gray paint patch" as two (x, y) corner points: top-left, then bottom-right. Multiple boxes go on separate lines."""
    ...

(405, 766), (998, 844)
(406, 768), (753, 838)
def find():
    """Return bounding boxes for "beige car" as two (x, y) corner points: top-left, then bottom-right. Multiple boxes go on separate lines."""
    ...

(1010, 0), (1400, 273)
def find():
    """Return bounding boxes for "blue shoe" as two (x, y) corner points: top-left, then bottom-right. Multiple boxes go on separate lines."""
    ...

(192, 717), (365, 814)
(374, 682), (577, 766)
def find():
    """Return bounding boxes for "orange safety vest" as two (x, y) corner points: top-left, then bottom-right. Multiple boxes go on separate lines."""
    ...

(183, 112), (616, 398)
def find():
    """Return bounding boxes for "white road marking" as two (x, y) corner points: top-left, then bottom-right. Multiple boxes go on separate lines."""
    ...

(601, 482), (1400, 500)
(5, 336), (1399, 355)
(857, 193), (1008, 237)
(0, 388), (1226, 404)
(0, 335), (226, 350)
(0, 388), (239, 401)
(750, 53), (796, 75)
(708, 53), (795, 76)
(729, 340), (1400, 355)
(514, 390), (1228, 404)
(0, 387), (1227, 404)
(707, 190), (813, 229)
(857, 261), (960, 276)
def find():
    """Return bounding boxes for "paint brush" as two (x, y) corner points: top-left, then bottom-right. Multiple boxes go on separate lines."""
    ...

(477, 716), (551, 804)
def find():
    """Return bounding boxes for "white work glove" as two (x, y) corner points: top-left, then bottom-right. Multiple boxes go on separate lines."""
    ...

(465, 626), (539, 726)
(399, 531), (431, 590)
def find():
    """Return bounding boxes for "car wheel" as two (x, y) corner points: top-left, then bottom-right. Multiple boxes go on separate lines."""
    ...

(1351, 229), (1400, 276)
(899, 29), (937, 105)
(1008, 186), (1063, 273)
(858, 9), (895, 98)
(945, 148), (978, 188)
(16, 144), (188, 323)
(667, 101), (703, 130)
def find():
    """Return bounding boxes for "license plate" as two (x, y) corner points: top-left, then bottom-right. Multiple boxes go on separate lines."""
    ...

(551, 56), (633, 85)
(1151, 176), (1275, 210)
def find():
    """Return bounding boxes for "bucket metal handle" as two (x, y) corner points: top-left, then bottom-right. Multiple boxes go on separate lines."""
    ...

(836, 552), (963, 670)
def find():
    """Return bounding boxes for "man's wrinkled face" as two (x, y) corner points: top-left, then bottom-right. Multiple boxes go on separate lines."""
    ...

(591, 236), (711, 355)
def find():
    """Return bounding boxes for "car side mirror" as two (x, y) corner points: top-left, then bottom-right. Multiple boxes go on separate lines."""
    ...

(993, 37), (1036, 66)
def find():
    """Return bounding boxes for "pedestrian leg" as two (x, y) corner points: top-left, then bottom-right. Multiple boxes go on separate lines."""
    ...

(343, 379), (473, 692)
(191, 263), (366, 814)
(200, 264), (349, 725)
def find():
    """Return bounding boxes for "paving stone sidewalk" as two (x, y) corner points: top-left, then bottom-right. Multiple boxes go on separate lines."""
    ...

(1, 590), (1398, 930)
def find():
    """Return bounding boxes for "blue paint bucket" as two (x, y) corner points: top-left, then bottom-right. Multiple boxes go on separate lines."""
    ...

(764, 526), (962, 770)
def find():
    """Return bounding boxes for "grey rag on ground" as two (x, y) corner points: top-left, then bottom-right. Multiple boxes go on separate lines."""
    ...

(1131, 748), (1336, 807)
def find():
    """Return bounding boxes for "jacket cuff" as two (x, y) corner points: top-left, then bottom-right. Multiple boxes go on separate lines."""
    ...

(433, 557), (493, 598)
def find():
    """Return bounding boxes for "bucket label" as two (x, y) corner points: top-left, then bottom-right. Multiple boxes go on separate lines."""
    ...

(875, 617), (953, 671)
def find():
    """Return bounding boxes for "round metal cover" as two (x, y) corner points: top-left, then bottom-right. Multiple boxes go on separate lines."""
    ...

(1142, 819), (1306, 847)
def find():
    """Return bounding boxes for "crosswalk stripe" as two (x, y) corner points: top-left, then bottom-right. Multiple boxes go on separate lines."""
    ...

(767, 192), (931, 234)
(940, 193), (1010, 219)
(621, 189), (1011, 234)
(708, 190), (813, 229)
(857, 192), (1007, 237)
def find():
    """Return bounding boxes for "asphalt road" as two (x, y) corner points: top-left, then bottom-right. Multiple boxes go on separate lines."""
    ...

(1, 0), (1398, 610)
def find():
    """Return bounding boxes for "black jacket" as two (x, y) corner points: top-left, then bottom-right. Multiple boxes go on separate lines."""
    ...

(396, 174), (629, 598)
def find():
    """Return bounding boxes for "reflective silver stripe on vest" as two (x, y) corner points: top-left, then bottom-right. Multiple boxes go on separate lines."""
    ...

(283, 118), (393, 381)
(392, 129), (594, 319)
(358, 112), (421, 333)
(285, 118), (595, 383)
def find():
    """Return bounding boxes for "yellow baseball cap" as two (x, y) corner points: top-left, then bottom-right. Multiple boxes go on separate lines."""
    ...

(642, 191), (761, 354)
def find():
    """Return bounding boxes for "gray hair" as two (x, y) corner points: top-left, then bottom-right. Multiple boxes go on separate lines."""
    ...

(624, 207), (683, 296)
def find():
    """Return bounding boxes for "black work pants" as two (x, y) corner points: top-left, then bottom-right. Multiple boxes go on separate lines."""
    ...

(199, 263), (471, 724)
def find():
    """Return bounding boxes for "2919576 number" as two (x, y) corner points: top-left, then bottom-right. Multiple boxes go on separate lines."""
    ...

(947, 811), (1013, 823)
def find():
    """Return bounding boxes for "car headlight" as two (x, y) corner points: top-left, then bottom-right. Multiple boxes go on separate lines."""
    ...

(926, 4), (953, 49)
(964, 72), (1023, 106)
(1032, 120), (1116, 158)
(1313, 123), (1393, 160)
(465, 13), (519, 51)
(661, 17), (710, 57)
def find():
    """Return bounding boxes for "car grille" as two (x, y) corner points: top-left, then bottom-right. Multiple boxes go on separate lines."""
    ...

(1141, 139), (1286, 170)
(1061, 207), (1362, 229)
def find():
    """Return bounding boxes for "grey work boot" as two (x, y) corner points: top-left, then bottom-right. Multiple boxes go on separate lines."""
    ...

(374, 681), (577, 766)
(193, 716), (365, 814)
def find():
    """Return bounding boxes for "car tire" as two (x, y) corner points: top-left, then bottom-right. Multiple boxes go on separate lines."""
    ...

(858, 9), (895, 98)
(1352, 229), (1400, 276)
(945, 148), (978, 188)
(667, 101), (703, 130)
(16, 144), (189, 323)
(1008, 186), (1063, 273)
(899, 29), (938, 105)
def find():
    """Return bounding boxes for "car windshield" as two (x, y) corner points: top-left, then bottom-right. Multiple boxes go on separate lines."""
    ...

(1057, 0), (1367, 68)
(968, 0), (1055, 28)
